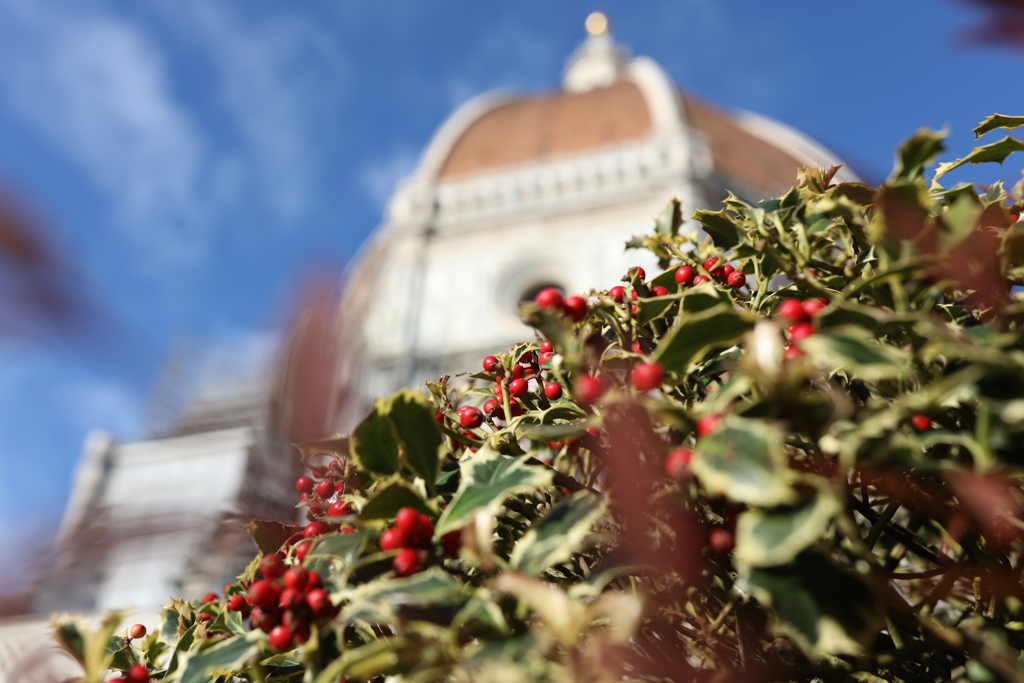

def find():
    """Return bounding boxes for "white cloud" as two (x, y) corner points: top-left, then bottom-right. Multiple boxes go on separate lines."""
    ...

(0, 0), (211, 265)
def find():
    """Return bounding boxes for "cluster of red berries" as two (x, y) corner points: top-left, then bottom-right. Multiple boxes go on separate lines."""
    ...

(293, 460), (354, 558)
(246, 555), (335, 651)
(535, 286), (588, 322)
(379, 506), (459, 576)
(776, 297), (826, 358)
(676, 256), (746, 290)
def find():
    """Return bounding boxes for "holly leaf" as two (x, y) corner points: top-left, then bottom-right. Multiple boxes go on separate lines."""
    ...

(973, 114), (1024, 139)
(745, 552), (880, 658)
(176, 631), (262, 683)
(654, 197), (682, 237)
(734, 491), (839, 569)
(435, 446), (553, 536)
(692, 418), (796, 506)
(244, 520), (304, 555)
(358, 478), (433, 520)
(935, 135), (1024, 179)
(891, 127), (946, 182)
(797, 326), (910, 381)
(510, 491), (608, 574)
(386, 390), (443, 494)
(654, 304), (754, 374)
(350, 399), (400, 475)
(693, 209), (741, 249)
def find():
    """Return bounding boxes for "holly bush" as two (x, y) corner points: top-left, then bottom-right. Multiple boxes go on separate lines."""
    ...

(56, 115), (1024, 683)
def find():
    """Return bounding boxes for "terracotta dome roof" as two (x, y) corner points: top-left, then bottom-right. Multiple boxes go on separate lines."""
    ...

(679, 94), (805, 192)
(438, 81), (651, 179)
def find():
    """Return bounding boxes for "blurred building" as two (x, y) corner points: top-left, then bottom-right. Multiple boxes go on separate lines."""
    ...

(0, 14), (853, 682)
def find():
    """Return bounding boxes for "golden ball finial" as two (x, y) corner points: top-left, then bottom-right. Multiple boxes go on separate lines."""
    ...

(585, 12), (609, 36)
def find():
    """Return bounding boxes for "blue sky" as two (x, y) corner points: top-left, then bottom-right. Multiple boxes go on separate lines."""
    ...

(0, 0), (1020, 590)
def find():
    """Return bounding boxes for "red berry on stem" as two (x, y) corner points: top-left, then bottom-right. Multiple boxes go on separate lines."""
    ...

(911, 414), (931, 430)
(248, 580), (280, 609)
(380, 527), (406, 551)
(539, 351), (554, 364)
(543, 381), (563, 400)
(704, 256), (719, 271)
(303, 522), (326, 538)
(251, 607), (278, 632)
(540, 340), (553, 354)
(631, 266), (646, 281)
(482, 355), (500, 373)
(789, 322), (814, 343)
(696, 414), (721, 438)
(693, 275), (710, 285)
(283, 566), (309, 590)
(511, 364), (524, 379)
(651, 286), (669, 297)
(509, 378), (528, 398)
(328, 500), (351, 517)
(268, 625), (294, 652)
(202, 592), (218, 604)
(535, 287), (563, 310)
(279, 587), (305, 611)
(307, 588), (331, 617)
(709, 528), (735, 555)
(294, 541), (311, 562)
(721, 264), (735, 279)
(675, 265), (694, 285)
(727, 271), (746, 289)
(482, 399), (500, 417)
(128, 623), (147, 640)
(778, 298), (809, 324)
(442, 530), (460, 556)
(459, 406), (483, 429)
(227, 594), (249, 613)
(295, 477), (314, 494)
(802, 298), (827, 318)
(315, 480), (335, 499)
(395, 507), (419, 536)
(608, 286), (626, 303)
(631, 341), (643, 354)
(562, 295), (587, 322)
(125, 664), (149, 683)
(393, 548), (421, 576)
(574, 375), (606, 406)
(665, 448), (693, 481)
(631, 362), (664, 392)
(261, 554), (286, 579)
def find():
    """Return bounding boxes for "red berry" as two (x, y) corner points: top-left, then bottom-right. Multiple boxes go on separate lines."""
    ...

(562, 295), (587, 322)
(268, 624), (294, 652)
(303, 522), (326, 538)
(328, 500), (351, 517)
(315, 480), (335, 499)
(631, 289), (638, 301)
(306, 588), (331, 617)
(434, 410), (444, 423)
(493, 384), (504, 401)
(251, 606), (278, 632)
(393, 548), (420, 576)
(609, 286), (626, 303)
(631, 362), (664, 392)
(416, 514), (435, 544)
(459, 406), (483, 429)
(539, 351), (554, 364)
(543, 381), (563, 400)
(283, 567), (309, 591)
(248, 580), (280, 609)
(535, 287), (563, 310)
(630, 266), (646, 281)
(202, 592), (218, 604)
(198, 612), (215, 623)
(261, 554), (286, 579)
(294, 541), (311, 562)
(778, 298), (809, 324)
(650, 286), (668, 297)
(696, 415), (721, 438)
(665, 448), (693, 481)
(380, 527), (406, 551)
(675, 265), (694, 285)
(340, 527), (355, 534)
(784, 346), (803, 360)
(509, 403), (524, 417)
(721, 264), (735, 279)
(279, 587), (305, 611)
(305, 571), (322, 590)
(442, 530), (460, 556)
(482, 355), (500, 373)
(509, 378), (528, 398)
(574, 375), (606, 406)
(227, 594), (249, 613)
(727, 271), (746, 289)
(395, 507), (420, 536)
(128, 623), (147, 640)
(540, 340), (553, 353)
(911, 414), (931, 430)
(511, 364), (525, 379)
(789, 322), (814, 343)
(125, 663), (148, 683)
(482, 399), (500, 416)
(801, 298), (827, 318)
(704, 256), (719, 272)
(709, 528), (735, 555)
(295, 477), (314, 494)
(631, 341), (643, 353)
(693, 275), (710, 285)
